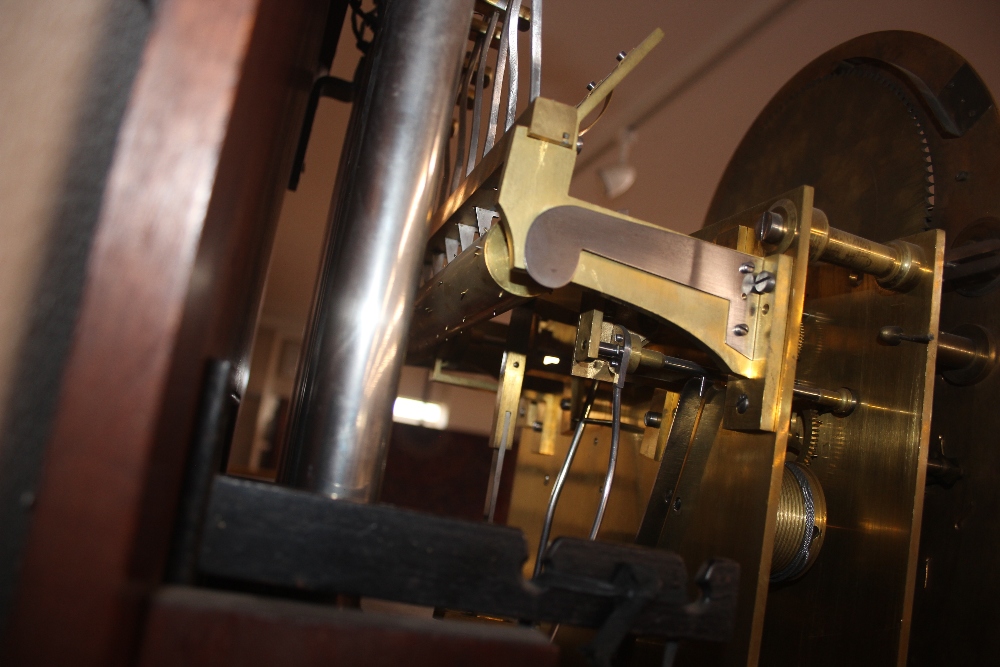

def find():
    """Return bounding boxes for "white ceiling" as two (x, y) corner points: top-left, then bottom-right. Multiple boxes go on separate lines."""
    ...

(259, 0), (1000, 332)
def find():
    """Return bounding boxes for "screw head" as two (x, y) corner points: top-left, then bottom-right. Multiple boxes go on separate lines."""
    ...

(739, 262), (756, 274)
(586, 81), (597, 91)
(753, 271), (776, 294)
(736, 394), (750, 414)
(732, 323), (750, 337)
(616, 51), (627, 61)
(560, 398), (572, 411)
(756, 210), (787, 245)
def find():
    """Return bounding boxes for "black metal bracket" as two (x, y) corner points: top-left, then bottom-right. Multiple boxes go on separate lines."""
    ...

(532, 562), (662, 666)
(571, 564), (662, 667)
(944, 238), (1000, 285)
(197, 476), (739, 648)
(165, 359), (239, 584)
(288, 75), (355, 191)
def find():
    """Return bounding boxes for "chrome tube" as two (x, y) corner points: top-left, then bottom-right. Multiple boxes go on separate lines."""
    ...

(280, 0), (475, 501)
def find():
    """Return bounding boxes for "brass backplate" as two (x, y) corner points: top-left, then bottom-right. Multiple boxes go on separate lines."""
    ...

(760, 229), (943, 665)
(705, 31), (1000, 665)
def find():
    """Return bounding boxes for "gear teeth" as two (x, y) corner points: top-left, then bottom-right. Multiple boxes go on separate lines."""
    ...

(801, 409), (821, 464)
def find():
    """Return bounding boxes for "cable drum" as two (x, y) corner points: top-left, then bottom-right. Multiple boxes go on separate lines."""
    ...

(771, 462), (827, 583)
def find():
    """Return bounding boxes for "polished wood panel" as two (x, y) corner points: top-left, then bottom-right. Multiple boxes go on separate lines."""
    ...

(381, 423), (517, 524)
(3, 0), (330, 664)
(139, 587), (559, 667)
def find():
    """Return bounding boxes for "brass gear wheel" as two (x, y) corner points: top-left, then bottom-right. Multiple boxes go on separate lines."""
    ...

(800, 409), (822, 464)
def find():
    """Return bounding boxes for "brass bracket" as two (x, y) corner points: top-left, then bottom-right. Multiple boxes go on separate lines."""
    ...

(488, 307), (535, 450)
(572, 309), (617, 383)
(700, 188), (813, 433)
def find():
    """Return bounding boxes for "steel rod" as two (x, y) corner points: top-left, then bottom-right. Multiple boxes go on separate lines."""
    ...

(533, 382), (599, 578)
(504, 0), (523, 131)
(485, 418), (509, 522)
(483, 1), (512, 154)
(583, 418), (644, 434)
(590, 327), (631, 539)
(451, 34), (484, 191)
(530, 0), (542, 100)
(279, 0), (475, 501)
(467, 10), (499, 175)
(792, 380), (856, 416)
(589, 383), (622, 539)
